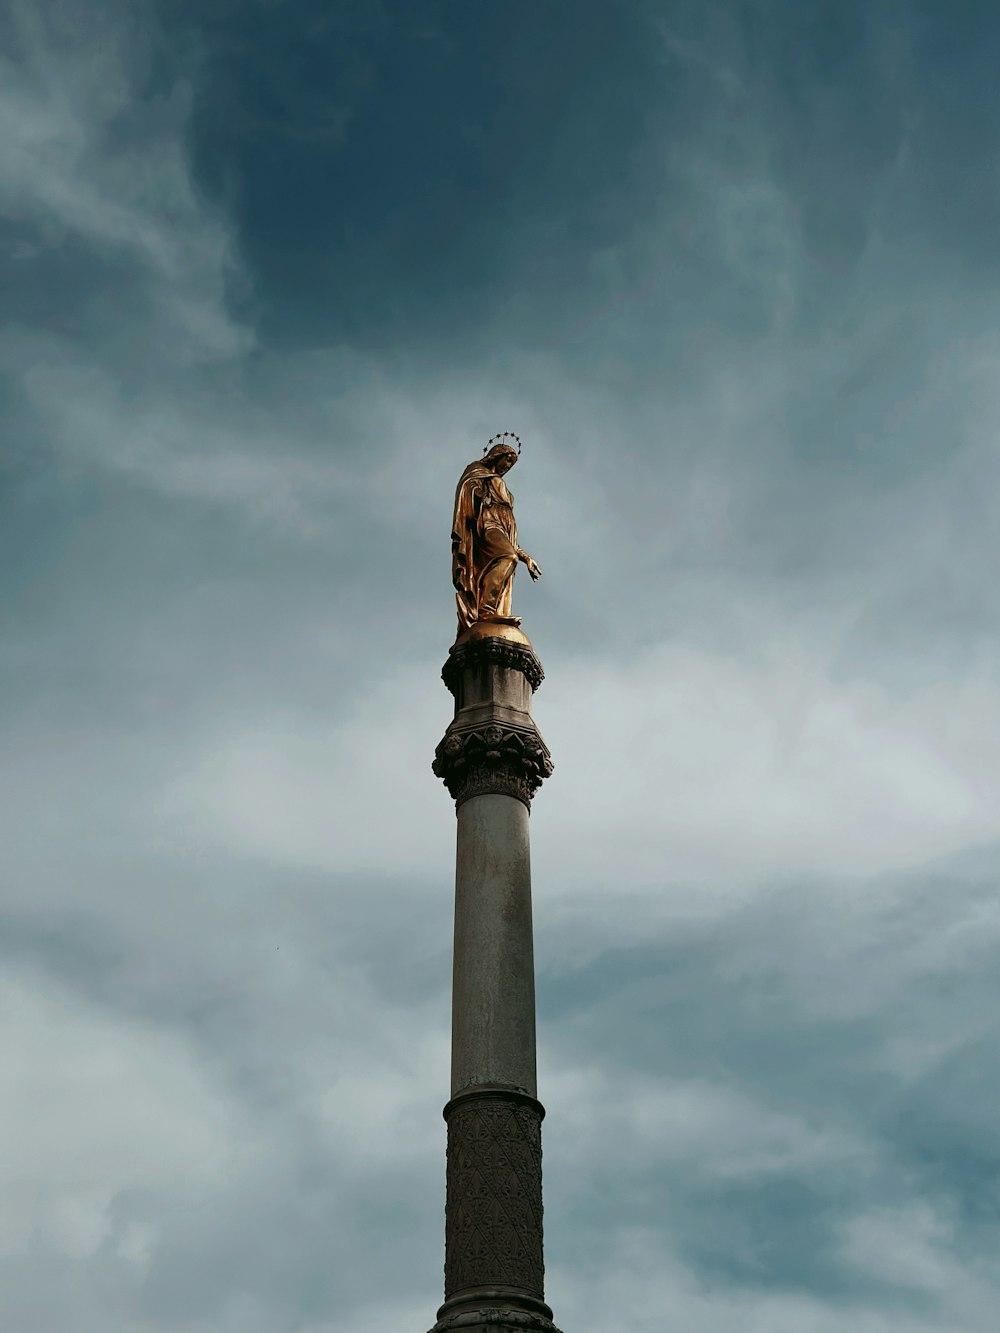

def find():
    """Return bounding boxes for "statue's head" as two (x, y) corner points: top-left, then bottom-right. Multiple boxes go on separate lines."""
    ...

(482, 433), (521, 475)
(485, 443), (517, 475)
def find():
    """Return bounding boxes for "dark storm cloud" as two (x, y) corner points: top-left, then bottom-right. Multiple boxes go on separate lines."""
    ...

(163, 0), (666, 353)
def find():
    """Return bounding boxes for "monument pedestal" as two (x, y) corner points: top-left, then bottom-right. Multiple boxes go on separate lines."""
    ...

(429, 627), (562, 1333)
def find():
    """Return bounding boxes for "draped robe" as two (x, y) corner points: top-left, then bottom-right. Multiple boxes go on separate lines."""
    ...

(450, 460), (520, 633)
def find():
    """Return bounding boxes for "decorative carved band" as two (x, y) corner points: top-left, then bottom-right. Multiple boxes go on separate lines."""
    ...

(443, 639), (545, 696)
(450, 766), (538, 809)
(429, 1309), (564, 1333)
(433, 725), (554, 808)
(443, 1088), (546, 1306)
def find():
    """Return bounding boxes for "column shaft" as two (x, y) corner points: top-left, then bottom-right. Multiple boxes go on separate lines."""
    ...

(452, 793), (537, 1098)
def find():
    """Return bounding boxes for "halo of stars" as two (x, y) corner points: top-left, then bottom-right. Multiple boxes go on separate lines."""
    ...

(483, 431), (522, 456)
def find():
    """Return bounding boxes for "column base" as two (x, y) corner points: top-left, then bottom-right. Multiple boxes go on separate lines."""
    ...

(442, 1089), (546, 1306)
(437, 1286), (555, 1323)
(428, 1306), (564, 1333)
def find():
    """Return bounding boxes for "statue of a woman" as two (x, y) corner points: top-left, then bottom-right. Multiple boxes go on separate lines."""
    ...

(450, 438), (542, 636)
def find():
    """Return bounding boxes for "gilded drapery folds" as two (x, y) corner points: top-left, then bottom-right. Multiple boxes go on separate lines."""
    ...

(450, 443), (541, 638)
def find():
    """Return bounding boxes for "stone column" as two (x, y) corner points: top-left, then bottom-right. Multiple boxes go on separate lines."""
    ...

(429, 625), (562, 1333)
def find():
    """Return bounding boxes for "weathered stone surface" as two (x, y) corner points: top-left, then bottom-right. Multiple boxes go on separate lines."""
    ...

(434, 726), (553, 809)
(434, 635), (552, 809)
(429, 1308), (564, 1333)
(452, 797), (537, 1098)
(443, 634), (545, 697)
(429, 632), (562, 1333)
(443, 1088), (545, 1301)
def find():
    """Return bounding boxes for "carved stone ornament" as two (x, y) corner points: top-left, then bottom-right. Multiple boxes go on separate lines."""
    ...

(429, 1310), (565, 1333)
(443, 637), (545, 697)
(443, 1090), (546, 1304)
(433, 725), (554, 808)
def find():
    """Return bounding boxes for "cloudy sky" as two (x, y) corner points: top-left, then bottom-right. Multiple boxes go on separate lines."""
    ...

(3, 1), (1000, 1330)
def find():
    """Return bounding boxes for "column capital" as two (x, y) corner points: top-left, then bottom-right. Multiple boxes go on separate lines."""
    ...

(433, 724), (553, 808)
(434, 631), (553, 809)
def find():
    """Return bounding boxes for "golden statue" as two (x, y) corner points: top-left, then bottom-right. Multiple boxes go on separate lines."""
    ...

(451, 434), (542, 637)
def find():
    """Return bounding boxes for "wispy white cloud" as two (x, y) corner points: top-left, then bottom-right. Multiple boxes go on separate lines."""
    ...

(0, 1), (247, 357)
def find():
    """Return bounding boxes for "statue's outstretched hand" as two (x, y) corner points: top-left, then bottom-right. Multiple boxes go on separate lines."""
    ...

(523, 556), (542, 581)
